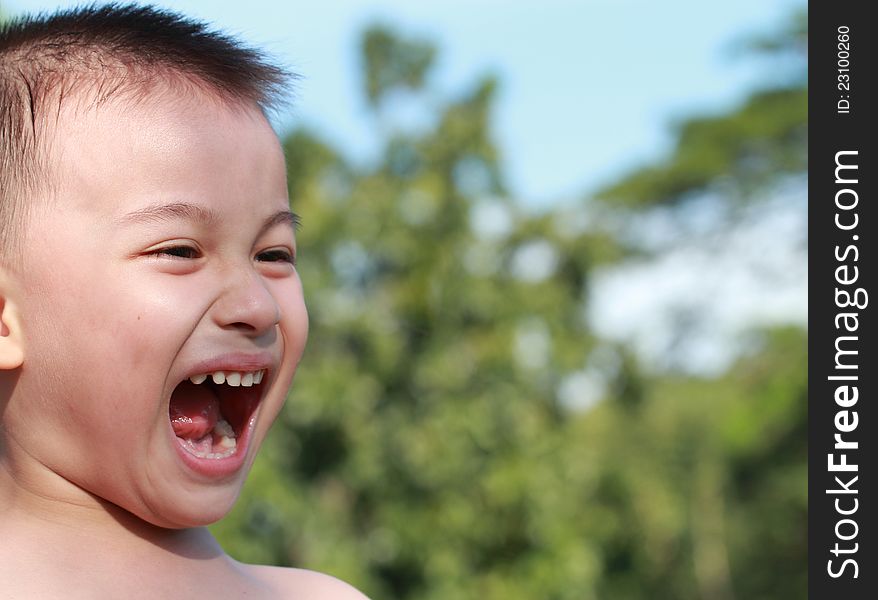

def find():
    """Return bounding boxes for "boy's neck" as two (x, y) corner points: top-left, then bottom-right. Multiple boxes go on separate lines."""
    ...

(0, 461), (225, 563)
(0, 462), (283, 599)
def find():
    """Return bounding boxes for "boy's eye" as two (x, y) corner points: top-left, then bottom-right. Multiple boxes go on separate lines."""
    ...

(152, 245), (200, 259)
(257, 249), (296, 265)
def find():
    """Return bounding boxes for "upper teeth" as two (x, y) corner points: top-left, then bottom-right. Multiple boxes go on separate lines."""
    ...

(189, 369), (265, 387)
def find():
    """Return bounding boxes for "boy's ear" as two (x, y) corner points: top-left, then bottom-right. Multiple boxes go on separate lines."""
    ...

(0, 276), (24, 370)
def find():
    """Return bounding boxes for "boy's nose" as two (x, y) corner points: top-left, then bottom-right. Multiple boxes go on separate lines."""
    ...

(211, 268), (281, 336)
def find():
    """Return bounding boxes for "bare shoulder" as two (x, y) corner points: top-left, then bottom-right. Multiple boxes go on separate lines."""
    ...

(246, 564), (371, 599)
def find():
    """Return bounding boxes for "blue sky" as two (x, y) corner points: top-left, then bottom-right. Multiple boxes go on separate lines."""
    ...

(4, 0), (804, 207)
(2, 0), (807, 376)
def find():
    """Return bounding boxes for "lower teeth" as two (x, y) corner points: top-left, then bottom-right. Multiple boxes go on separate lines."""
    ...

(179, 419), (237, 459)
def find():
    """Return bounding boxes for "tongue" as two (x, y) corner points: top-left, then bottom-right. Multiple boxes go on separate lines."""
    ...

(169, 381), (220, 440)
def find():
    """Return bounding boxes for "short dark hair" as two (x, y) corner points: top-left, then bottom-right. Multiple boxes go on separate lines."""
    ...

(0, 3), (294, 261)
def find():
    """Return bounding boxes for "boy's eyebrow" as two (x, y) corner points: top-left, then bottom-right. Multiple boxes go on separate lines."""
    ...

(260, 210), (302, 237)
(117, 202), (220, 227)
(117, 202), (301, 234)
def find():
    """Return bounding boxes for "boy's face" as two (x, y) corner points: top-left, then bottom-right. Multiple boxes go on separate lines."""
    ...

(3, 91), (308, 528)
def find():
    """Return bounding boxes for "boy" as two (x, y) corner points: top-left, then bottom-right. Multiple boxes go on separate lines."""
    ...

(0, 4), (367, 598)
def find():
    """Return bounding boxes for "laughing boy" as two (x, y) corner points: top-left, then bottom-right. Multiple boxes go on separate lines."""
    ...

(0, 4), (366, 598)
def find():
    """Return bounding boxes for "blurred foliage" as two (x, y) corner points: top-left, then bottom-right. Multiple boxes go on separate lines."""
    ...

(595, 87), (807, 209)
(213, 11), (807, 600)
(597, 9), (806, 210)
(361, 25), (436, 107)
(732, 9), (807, 61)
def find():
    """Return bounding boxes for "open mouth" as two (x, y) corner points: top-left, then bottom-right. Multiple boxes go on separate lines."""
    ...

(168, 369), (266, 460)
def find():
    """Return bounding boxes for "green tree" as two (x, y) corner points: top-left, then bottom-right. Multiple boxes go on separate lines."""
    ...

(214, 11), (807, 600)
(578, 8), (807, 599)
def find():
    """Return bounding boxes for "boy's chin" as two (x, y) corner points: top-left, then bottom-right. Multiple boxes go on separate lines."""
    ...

(112, 484), (243, 530)
(138, 500), (237, 530)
